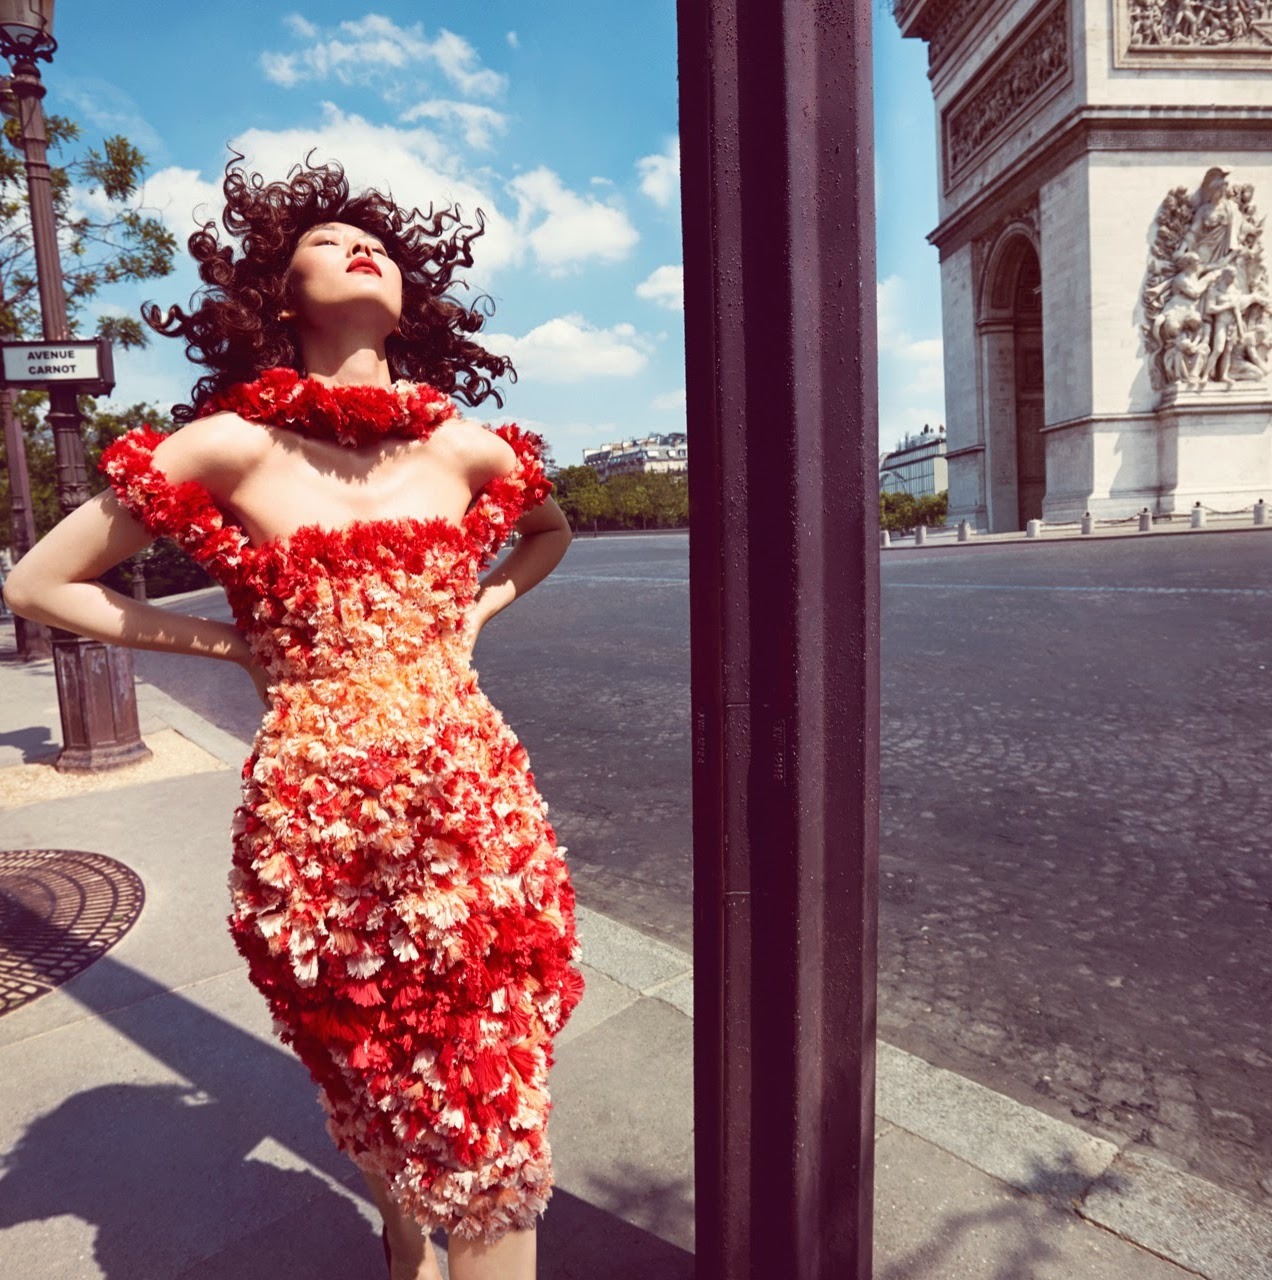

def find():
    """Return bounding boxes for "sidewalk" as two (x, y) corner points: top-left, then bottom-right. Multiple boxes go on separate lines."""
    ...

(2, 630), (1269, 1278)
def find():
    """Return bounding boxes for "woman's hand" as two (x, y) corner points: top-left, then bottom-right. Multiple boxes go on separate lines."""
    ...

(242, 656), (272, 707)
(460, 607), (485, 660)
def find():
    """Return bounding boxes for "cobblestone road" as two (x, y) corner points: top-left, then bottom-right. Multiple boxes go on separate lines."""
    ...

(134, 530), (1272, 1200)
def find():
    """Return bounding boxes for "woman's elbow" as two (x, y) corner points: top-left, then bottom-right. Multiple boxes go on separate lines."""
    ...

(2, 563), (36, 617)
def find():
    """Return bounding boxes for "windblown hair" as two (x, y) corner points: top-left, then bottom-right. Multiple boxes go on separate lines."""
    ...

(146, 155), (514, 422)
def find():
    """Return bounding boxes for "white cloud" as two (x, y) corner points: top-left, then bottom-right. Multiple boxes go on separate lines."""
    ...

(400, 100), (508, 150)
(877, 275), (945, 446)
(637, 137), (679, 209)
(507, 168), (639, 275)
(506, 31), (520, 48)
(483, 314), (650, 383)
(284, 13), (318, 39)
(261, 16), (506, 99)
(636, 264), (683, 311)
(207, 106), (519, 273)
(653, 388), (686, 412)
(136, 167), (226, 236)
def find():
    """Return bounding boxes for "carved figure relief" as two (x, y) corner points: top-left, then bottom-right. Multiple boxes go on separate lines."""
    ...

(1127, 0), (1272, 50)
(944, 3), (1070, 182)
(1142, 168), (1270, 393)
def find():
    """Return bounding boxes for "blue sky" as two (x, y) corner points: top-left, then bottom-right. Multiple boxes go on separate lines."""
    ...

(45, 3), (942, 461)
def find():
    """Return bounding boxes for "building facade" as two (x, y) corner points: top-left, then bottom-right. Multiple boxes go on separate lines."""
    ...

(895, 0), (1272, 531)
(583, 433), (688, 480)
(880, 425), (949, 496)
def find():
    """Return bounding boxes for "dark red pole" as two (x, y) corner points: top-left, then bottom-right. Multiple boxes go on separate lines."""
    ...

(679, 2), (880, 1276)
(7, 50), (149, 771)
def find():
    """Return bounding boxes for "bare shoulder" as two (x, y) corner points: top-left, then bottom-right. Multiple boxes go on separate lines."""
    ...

(434, 414), (518, 484)
(149, 411), (269, 486)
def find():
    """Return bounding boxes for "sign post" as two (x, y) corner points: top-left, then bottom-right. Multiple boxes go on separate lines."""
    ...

(0, 17), (149, 773)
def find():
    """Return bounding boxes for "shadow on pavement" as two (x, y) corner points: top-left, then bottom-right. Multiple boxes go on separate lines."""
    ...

(0, 898), (694, 1279)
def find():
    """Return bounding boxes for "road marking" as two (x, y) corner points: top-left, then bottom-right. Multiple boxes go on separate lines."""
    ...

(887, 582), (1272, 597)
(549, 574), (690, 585)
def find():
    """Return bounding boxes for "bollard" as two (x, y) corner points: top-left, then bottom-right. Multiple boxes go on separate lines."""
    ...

(957, 520), (971, 542)
(1190, 502), (1206, 529)
(1080, 511), (1094, 535)
(914, 525), (927, 546)
(880, 529), (891, 548)
(1138, 508), (1152, 532)
(1255, 499), (1266, 527)
(1026, 519), (1043, 538)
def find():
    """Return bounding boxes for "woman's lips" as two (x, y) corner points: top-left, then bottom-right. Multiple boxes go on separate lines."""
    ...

(347, 257), (381, 276)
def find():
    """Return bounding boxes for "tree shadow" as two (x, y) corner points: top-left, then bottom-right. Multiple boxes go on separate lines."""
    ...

(877, 1146), (1119, 1280)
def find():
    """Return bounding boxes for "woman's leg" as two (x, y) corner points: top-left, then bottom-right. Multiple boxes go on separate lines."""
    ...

(448, 1226), (536, 1280)
(361, 1171), (444, 1280)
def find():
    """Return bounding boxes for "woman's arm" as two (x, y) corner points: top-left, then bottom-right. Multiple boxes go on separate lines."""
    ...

(2, 418), (262, 670)
(2, 488), (251, 666)
(468, 495), (572, 637)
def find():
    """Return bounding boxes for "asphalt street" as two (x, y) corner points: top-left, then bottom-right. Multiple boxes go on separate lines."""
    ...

(132, 528), (1272, 1202)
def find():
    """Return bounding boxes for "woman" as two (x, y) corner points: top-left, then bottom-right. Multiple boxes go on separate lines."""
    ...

(3, 158), (585, 1280)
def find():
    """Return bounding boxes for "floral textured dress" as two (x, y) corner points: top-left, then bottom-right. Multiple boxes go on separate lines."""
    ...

(100, 369), (585, 1242)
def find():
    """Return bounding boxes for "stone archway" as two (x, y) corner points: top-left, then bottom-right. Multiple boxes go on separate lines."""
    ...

(978, 232), (1044, 532)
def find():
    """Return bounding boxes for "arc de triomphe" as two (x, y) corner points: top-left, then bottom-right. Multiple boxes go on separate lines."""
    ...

(896, 0), (1272, 531)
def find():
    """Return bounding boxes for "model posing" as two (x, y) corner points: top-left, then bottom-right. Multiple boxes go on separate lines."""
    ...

(4, 159), (585, 1280)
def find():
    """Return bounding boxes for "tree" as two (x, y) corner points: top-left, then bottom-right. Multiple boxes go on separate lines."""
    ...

(0, 110), (177, 558)
(0, 106), (175, 345)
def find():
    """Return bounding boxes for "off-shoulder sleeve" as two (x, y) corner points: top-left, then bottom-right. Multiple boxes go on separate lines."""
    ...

(99, 426), (252, 584)
(462, 423), (553, 561)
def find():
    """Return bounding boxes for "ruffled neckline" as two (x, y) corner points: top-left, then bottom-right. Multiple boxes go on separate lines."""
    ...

(198, 366), (457, 448)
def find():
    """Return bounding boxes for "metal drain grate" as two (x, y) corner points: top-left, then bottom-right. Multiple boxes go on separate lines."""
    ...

(0, 849), (145, 1016)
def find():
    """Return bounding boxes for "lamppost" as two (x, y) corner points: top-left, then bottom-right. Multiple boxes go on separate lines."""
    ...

(0, 0), (149, 770)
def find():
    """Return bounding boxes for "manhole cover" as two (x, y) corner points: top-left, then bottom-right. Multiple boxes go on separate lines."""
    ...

(0, 849), (145, 1017)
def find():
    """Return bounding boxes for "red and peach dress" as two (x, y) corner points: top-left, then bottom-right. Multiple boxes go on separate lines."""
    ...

(100, 368), (585, 1241)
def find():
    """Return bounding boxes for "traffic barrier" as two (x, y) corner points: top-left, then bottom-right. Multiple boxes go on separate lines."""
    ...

(881, 529), (891, 548)
(1080, 512), (1094, 535)
(914, 525), (927, 546)
(957, 520), (971, 542)
(1138, 508), (1153, 532)
(1190, 502), (1206, 529)
(1026, 519), (1043, 538)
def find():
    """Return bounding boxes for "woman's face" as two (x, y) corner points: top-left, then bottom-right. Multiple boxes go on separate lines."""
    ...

(285, 220), (404, 336)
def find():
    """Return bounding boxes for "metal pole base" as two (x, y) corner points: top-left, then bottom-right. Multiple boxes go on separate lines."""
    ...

(14, 614), (54, 660)
(51, 632), (151, 773)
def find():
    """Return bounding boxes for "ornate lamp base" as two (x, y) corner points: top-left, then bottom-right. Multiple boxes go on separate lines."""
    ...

(51, 632), (151, 772)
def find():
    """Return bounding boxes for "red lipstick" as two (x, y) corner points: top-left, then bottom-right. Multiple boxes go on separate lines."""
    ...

(347, 256), (381, 277)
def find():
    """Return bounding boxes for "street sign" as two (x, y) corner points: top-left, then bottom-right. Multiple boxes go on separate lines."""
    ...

(0, 337), (114, 396)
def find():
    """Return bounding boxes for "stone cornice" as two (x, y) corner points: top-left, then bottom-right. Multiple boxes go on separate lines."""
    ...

(895, 0), (1016, 70)
(928, 105), (1272, 259)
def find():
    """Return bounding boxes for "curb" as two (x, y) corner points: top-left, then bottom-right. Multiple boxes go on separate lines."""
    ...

(12, 666), (1272, 1280)
(884, 518), (1272, 554)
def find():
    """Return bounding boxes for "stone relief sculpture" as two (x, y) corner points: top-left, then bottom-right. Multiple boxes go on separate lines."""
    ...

(1128, 0), (1272, 50)
(1143, 168), (1270, 392)
(944, 3), (1069, 178)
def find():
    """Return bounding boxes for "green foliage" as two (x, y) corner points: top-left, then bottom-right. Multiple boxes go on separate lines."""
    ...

(880, 488), (947, 534)
(0, 109), (175, 344)
(549, 465), (688, 532)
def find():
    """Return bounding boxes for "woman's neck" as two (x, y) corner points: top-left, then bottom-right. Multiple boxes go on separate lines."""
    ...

(297, 337), (394, 389)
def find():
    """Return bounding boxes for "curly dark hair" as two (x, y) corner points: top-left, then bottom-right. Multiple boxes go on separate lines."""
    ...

(146, 155), (515, 422)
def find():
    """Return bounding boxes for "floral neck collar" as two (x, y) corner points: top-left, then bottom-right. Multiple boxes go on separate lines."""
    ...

(199, 366), (457, 448)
